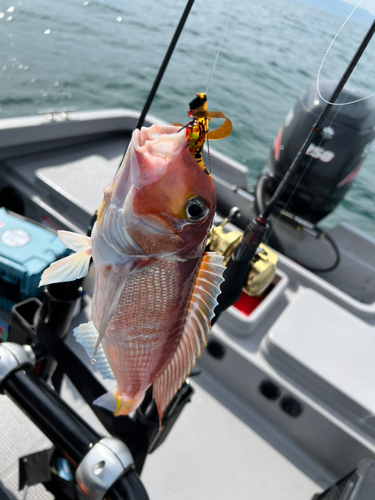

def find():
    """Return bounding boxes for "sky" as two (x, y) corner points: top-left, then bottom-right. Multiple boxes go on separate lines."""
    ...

(342, 0), (375, 16)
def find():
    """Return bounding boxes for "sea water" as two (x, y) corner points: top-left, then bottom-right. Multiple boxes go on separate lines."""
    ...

(0, 0), (374, 235)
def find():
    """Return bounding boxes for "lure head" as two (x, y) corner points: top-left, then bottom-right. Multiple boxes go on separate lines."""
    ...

(188, 92), (207, 118)
(97, 124), (216, 257)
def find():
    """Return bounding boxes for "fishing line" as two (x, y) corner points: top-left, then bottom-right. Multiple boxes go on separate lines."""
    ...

(264, 90), (362, 248)
(264, 11), (375, 248)
(264, 94), (355, 246)
(207, 136), (212, 173)
(317, 0), (375, 106)
(205, 0), (235, 94)
(264, 108), (342, 247)
(277, 43), (375, 230)
(204, 0), (235, 176)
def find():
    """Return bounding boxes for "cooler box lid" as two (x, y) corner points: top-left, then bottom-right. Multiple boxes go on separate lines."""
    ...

(0, 208), (68, 277)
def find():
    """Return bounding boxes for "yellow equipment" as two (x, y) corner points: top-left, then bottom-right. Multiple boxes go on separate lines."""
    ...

(173, 93), (232, 175)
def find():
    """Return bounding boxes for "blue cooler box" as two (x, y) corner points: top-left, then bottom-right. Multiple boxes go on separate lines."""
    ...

(0, 208), (70, 310)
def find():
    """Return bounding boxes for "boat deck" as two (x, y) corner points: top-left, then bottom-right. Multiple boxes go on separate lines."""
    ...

(0, 300), (324, 499)
(1, 110), (375, 499)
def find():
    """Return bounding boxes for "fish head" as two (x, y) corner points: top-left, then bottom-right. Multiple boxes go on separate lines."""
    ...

(97, 124), (216, 257)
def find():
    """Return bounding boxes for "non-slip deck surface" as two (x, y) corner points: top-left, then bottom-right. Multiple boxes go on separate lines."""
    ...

(0, 347), (319, 500)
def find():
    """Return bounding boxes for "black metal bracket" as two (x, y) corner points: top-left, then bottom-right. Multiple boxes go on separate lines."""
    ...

(6, 287), (195, 476)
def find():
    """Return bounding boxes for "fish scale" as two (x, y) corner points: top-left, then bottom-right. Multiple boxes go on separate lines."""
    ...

(102, 259), (194, 398)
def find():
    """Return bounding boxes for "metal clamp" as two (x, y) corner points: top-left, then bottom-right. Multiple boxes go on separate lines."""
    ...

(37, 107), (77, 121)
(76, 437), (134, 500)
(0, 343), (36, 390)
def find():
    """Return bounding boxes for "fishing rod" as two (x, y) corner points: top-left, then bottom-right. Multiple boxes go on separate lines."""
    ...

(136, 0), (195, 130)
(106, 0), (195, 215)
(213, 18), (375, 321)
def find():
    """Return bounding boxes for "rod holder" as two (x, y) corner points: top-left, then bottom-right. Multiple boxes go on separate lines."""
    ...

(0, 342), (35, 389)
(76, 437), (134, 500)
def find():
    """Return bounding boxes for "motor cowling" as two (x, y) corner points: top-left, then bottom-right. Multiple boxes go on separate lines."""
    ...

(261, 80), (375, 224)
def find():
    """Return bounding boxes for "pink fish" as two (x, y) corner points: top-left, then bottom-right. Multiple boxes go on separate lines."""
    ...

(40, 124), (225, 421)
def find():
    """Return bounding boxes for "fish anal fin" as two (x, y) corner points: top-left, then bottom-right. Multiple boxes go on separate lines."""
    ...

(153, 252), (225, 422)
(39, 247), (92, 287)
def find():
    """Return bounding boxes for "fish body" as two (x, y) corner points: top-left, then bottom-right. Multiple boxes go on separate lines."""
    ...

(40, 123), (225, 420)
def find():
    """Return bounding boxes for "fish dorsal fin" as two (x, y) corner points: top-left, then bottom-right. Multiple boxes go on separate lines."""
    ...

(73, 321), (115, 380)
(153, 252), (225, 421)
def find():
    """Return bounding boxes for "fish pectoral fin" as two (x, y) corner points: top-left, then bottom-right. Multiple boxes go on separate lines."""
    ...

(73, 321), (114, 380)
(39, 247), (92, 287)
(153, 252), (225, 422)
(93, 260), (135, 357)
(57, 230), (92, 252)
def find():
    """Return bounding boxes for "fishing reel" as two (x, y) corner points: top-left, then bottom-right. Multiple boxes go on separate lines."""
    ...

(208, 207), (278, 297)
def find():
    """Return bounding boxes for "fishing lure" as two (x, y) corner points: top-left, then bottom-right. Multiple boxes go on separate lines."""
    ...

(174, 92), (232, 175)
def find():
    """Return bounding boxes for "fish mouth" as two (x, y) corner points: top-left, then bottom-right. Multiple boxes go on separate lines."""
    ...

(133, 124), (187, 160)
(113, 124), (188, 204)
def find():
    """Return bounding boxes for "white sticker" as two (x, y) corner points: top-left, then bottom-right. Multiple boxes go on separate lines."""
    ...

(1, 229), (31, 247)
(306, 143), (335, 163)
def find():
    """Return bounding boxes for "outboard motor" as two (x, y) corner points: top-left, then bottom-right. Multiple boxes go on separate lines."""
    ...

(257, 80), (375, 224)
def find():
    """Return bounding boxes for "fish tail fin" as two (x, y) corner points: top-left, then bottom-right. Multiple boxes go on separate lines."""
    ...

(114, 394), (145, 416)
(93, 389), (144, 416)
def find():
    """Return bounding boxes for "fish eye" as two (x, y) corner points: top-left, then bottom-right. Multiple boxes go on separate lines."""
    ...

(186, 197), (209, 222)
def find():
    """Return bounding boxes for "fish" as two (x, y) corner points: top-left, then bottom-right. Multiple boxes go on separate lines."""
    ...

(39, 123), (225, 421)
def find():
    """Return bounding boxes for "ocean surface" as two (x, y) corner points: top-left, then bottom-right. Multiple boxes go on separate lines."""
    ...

(1, 0), (375, 235)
